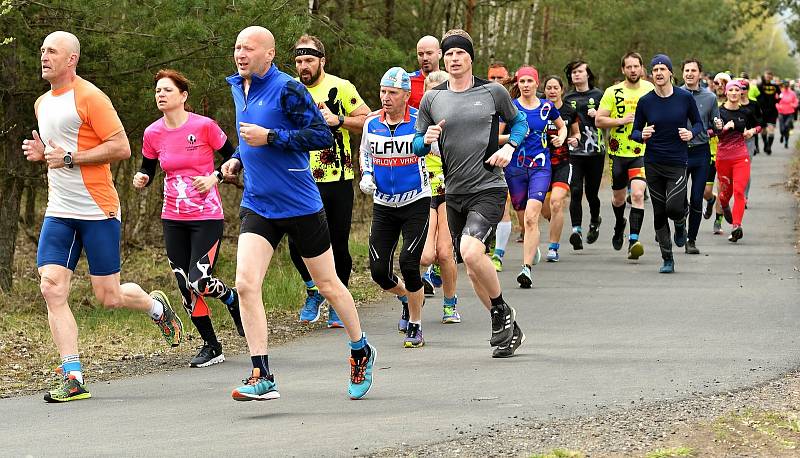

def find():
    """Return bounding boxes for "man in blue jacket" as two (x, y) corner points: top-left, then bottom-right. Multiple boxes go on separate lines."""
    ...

(221, 26), (375, 401)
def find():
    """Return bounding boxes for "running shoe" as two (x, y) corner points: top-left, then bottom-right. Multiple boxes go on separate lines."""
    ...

(612, 218), (626, 251)
(586, 217), (602, 244)
(231, 368), (279, 401)
(442, 296), (461, 324)
(299, 289), (326, 323)
(225, 288), (245, 337)
(713, 216), (723, 234)
(569, 231), (584, 250)
(44, 375), (91, 403)
(150, 290), (183, 347)
(349, 343), (376, 400)
(422, 272), (435, 297)
(673, 218), (687, 248)
(397, 296), (410, 333)
(491, 254), (503, 272)
(685, 240), (700, 255)
(190, 342), (224, 368)
(728, 225), (743, 243)
(533, 246), (542, 265)
(722, 205), (733, 224)
(429, 264), (443, 288)
(492, 322), (525, 358)
(516, 232), (524, 243)
(546, 249), (559, 262)
(516, 265), (533, 289)
(327, 306), (344, 328)
(703, 196), (716, 220)
(490, 302), (516, 347)
(627, 240), (644, 260)
(404, 323), (425, 348)
(659, 258), (675, 274)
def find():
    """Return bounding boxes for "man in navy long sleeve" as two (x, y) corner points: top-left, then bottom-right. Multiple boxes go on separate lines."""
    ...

(630, 54), (703, 273)
(220, 26), (375, 402)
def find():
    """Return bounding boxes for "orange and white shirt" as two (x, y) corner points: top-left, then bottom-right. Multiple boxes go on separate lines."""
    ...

(35, 76), (124, 220)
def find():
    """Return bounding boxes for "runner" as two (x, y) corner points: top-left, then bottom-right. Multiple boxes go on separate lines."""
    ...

(705, 72), (733, 234)
(630, 54), (703, 273)
(487, 61), (510, 83)
(290, 35), (371, 328)
(504, 66), (566, 284)
(222, 26), (375, 400)
(414, 29), (528, 358)
(541, 75), (579, 262)
(563, 60), (606, 251)
(408, 35), (441, 109)
(418, 70), (461, 324)
(680, 58), (722, 255)
(596, 52), (654, 260)
(737, 78), (763, 202)
(360, 68), (432, 347)
(22, 31), (183, 402)
(134, 69), (244, 368)
(756, 70), (780, 155)
(777, 80), (798, 149)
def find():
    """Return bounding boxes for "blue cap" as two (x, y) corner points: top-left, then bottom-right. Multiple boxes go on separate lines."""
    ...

(651, 54), (673, 73)
(380, 67), (411, 91)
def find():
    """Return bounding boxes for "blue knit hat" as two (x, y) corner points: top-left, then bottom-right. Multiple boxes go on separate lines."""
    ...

(380, 67), (411, 91)
(651, 54), (673, 73)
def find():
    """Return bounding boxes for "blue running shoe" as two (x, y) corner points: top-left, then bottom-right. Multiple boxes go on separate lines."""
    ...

(442, 295), (461, 324)
(421, 271), (435, 297)
(429, 264), (443, 288)
(327, 306), (344, 328)
(349, 344), (376, 400)
(397, 296), (409, 333)
(546, 248), (559, 262)
(659, 258), (675, 274)
(231, 368), (280, 401)
(299, 289), (326, 323)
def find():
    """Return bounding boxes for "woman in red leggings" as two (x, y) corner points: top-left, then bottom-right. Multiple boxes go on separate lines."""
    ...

(716, 81), (761, 242)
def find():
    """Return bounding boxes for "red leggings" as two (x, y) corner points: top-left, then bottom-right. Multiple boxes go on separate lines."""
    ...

(717, 157), (751, 226)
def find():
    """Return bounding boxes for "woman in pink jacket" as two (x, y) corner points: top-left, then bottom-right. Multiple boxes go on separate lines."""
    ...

(777, 81), (798, 148)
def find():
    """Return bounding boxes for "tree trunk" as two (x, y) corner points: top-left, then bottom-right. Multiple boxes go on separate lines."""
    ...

(464, 0), (477, 34)
(384, 0), (396, 38)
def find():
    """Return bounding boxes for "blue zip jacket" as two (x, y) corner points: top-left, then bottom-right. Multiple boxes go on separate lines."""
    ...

(360, 106), (431, 207)
(227, 65), (333, 219)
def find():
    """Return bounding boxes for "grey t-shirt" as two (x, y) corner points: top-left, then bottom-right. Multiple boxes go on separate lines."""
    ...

(416, 77), (518, 195)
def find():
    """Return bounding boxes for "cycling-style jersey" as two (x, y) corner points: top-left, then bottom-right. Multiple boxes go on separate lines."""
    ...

(301, 73), (365, 183)
(599, 80), (654, 157)
(360, 106), (430, 207)
(511, 98), (560, 170)
(35, 76), (124, 220)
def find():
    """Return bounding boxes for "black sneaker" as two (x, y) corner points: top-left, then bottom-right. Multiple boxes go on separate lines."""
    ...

(226, 288), (245, 337)
(569, 231), (584, 250)
(685, 240), (700, 254)
(673, 218), (687, 248)
(612, 218), (626, 251)
(586, 217), (601, 244)
(722, 205), (733, 224)
(492, 322), (525, 358)
(489, 303), (516, 347)
(703, 196), (716, 220)
(422, 275), (435, 297)
(190, 342), (225, 368)
(728, 226), (743, 242)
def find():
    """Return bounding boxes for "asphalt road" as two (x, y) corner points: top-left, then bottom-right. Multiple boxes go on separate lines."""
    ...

(3, 143), (798, 457)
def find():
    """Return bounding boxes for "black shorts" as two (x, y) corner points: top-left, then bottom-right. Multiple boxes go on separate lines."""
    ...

(430, 194), (446, 209)
(239, 207), (330, 258)
(446, 187), (506, 245)
(706, 160), (717, 185)
(550, 162), (572, 191)
(609, 155), (646, 191)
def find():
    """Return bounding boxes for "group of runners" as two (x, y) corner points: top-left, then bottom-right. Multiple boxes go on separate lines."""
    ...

(23, 27), (798, 403)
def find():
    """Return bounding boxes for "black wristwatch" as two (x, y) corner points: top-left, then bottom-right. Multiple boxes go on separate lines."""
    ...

(63, 151), (74, 168)
(266, 131), (277, 145)
(507, 139), (520, 150)
(214, 170), (224, 183)
(336, 115), (345, 129)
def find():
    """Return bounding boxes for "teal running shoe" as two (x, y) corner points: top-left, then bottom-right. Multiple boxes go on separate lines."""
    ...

(349, 344), (376, 400)
(231, 368), (280, 401)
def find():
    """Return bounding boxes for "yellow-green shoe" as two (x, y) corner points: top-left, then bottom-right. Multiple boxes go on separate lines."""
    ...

(44, 375), (91, 403)
(150, 290), (183, 347)
(491, 254), (503, 272)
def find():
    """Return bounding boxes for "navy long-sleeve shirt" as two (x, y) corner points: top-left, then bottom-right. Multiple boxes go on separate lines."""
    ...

(630, 86), (703, 166)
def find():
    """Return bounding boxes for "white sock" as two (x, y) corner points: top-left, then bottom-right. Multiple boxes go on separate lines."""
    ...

(410, 320), (422, 325)
(495, 221), (512, 254)
(68, 370), (84, 384)
(149, 299), (164, 320)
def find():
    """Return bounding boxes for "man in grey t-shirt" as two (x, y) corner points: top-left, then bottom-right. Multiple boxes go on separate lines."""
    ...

(412, 29), (529, 359)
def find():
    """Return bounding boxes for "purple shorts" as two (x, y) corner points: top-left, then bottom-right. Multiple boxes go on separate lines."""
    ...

(505, 165), (551, 210)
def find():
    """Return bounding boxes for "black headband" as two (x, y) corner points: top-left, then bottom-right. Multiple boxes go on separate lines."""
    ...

(295, 47), (324, 58)
(441, 35), (474, 61)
